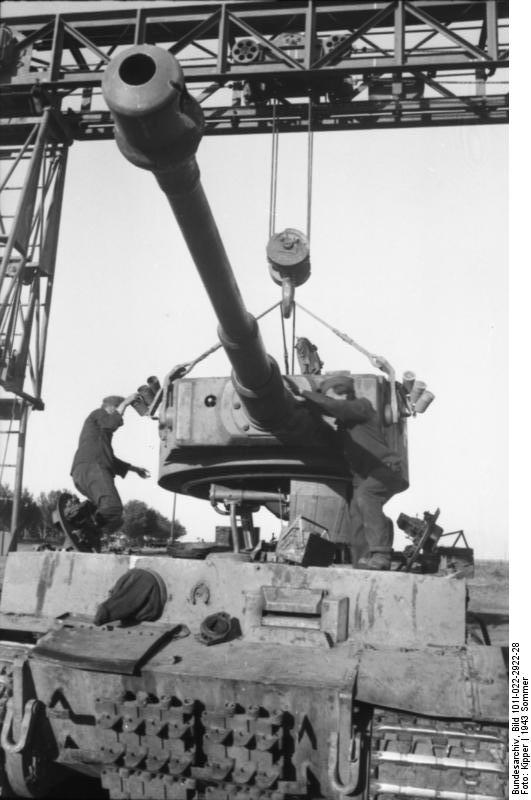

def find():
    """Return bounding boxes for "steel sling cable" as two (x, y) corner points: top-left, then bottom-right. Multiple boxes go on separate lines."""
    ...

(297, 302), (375, 361)
(166, 301), (282, 382)
(158, 301), (283, 418)
(295, 302), (399, 421)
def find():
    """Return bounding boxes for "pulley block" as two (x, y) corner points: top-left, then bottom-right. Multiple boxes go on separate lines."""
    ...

(231, 38), (262, 64)
(321, 33), (351, 57)
(267, 228), (311, 318)
(266, 228), (310, 286)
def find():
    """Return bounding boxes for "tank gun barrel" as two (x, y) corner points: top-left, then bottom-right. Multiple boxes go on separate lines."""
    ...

(102, 45), (290, 426)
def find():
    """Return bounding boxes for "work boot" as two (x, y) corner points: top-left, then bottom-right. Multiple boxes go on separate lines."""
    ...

(63, 495), (81, 521)
(64, 497), (96, 526)
(357, 552), (391, 571)
(70, 526), (102, 553)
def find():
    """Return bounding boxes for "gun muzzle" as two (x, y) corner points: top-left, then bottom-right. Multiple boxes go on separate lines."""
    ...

(102, 45), (204, 193)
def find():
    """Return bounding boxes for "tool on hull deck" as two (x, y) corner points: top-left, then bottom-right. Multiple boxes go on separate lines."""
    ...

(397, 508), (473, 574)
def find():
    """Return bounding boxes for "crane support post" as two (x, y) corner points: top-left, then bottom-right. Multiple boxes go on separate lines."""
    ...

(102, 45), (291, 426)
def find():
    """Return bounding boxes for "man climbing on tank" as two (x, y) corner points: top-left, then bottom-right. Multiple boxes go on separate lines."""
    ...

(64, 394), (150, 548)
(296, 375), (408, 571)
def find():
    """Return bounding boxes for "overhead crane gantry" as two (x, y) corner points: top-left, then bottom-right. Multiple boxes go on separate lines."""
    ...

(0, 0), (509, 550)
(1, 0), (509, 145)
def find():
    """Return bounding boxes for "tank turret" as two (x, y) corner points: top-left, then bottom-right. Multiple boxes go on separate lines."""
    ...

(102, 46), (408, 540)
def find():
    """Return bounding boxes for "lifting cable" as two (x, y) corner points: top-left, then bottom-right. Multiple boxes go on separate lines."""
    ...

(269, 94), (315, 371)
(288, 96), (314, 366)
(268, 100), (279, 239)
(268, 95), (314, 243)
(306, 96), (314, 245)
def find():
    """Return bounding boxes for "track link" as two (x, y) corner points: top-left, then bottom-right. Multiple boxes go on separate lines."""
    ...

(369, 709), (508, 800)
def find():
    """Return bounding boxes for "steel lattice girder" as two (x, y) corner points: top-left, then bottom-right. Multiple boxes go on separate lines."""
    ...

(0, 0), (509, 141)
(0, 112), (69, 407)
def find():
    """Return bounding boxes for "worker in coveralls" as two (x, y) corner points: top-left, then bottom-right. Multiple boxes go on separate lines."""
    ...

(300, 376), (408, 571)
(70, 394), (150, 537)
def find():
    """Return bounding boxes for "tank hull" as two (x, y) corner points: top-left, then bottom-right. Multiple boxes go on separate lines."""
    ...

(0, 552), (508, 799)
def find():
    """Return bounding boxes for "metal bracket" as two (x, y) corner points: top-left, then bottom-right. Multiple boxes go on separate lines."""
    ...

(327, 691), (361, 796)
(0, 698), (39, 753)
(0, 654), (56, 798)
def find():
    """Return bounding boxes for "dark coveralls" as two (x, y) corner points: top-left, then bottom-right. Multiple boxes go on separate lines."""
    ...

(301, 391), (408, 556)
(71, 408), (130, 535)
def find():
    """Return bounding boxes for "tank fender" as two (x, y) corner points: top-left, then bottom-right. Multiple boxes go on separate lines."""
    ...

(355, 644), (507, 722)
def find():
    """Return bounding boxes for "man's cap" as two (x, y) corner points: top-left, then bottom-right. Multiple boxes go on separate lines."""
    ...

(102, 395), (125, 407)
(320, 374), (354, 395)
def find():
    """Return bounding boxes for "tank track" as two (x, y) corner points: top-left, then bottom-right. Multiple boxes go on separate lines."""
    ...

(369, 709), (508, 800)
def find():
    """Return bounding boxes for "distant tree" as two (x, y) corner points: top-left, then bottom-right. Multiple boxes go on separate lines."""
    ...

(0, 484), (41, 538)
(0, 483), (12, 531)
(122, 500), (158, 541)
(153, 510), (170, 537)
(20, 489), (41, 538)
(122, 500), (186, 541)
(154, 509), (185, 540)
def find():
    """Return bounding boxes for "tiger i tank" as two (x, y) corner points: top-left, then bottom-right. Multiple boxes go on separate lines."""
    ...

(0, 44), (507, 800)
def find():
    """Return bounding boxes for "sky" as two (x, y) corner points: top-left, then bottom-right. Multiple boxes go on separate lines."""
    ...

(1, 1), (512, 560)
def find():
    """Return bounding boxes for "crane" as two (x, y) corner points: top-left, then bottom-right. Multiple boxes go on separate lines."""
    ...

(0, 0), (508, 551)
